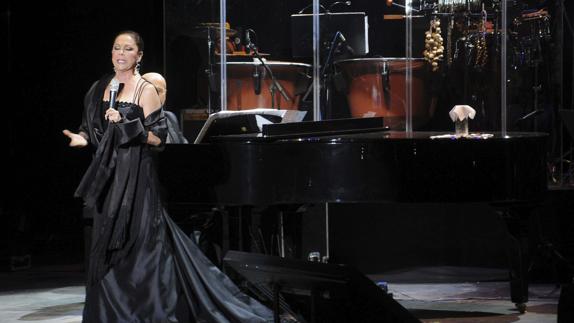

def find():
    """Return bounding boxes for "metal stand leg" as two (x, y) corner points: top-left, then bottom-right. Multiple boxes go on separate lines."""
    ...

(324, 202), (330, 263)
(273, 283), (281, 323)
(222, 207), (229, 257)
(278, 211), (285, 258)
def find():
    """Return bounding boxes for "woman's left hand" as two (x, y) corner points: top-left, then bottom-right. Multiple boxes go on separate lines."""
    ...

(105, 108), (122, 123)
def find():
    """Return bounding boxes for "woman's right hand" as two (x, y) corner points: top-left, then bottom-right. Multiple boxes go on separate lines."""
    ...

(62, 129), (88, 148)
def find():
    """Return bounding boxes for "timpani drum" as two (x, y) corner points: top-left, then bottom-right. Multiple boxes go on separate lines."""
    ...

(334, 58), (431, 130)
(225, 61), (311, 110)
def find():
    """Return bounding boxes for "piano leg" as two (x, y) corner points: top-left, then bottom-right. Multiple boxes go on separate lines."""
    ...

(222, 206), (253, 254)
(271, 207), (303, 258)
(498, 205), (533, 313)
(222, 206), (304, 258)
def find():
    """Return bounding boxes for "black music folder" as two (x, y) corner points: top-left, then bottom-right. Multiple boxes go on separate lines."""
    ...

(193, 109), (306, 143)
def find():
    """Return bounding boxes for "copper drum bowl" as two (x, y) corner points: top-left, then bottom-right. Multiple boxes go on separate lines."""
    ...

(334, 58), (431, 130)
(225, 61), (311, 110)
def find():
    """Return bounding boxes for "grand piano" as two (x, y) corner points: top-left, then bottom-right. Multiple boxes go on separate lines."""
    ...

(157, 117), (548, 311)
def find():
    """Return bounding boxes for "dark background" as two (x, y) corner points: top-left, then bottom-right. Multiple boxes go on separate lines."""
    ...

(3, 0), (573, 275)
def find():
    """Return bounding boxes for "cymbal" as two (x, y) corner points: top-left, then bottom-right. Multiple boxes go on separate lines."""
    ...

(189, 25), (238, 38)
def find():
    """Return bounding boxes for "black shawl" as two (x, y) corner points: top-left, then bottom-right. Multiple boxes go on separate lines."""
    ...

(75, 74), (167, 285)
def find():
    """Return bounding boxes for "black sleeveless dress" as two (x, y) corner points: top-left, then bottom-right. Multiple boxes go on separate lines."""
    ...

(76, 76), (274, 322)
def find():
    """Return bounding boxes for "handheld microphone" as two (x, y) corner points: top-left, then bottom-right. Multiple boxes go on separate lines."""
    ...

(109, 78), (120, 110)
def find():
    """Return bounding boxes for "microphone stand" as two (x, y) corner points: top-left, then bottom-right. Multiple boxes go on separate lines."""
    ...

(315, 31), (347, 118)
(247, 43), (291, 109)
(321, 32), (344, 79)
(301, 31), (345, 102)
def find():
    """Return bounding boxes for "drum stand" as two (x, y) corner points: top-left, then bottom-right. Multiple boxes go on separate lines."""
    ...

(530, 41), (543, 132)
(512, 39), (545, 131)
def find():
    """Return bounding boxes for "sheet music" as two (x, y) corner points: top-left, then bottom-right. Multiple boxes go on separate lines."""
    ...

(280, 110), (307, 123)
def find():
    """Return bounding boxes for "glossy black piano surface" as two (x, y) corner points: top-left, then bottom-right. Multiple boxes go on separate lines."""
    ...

(157, 131), (548, 206)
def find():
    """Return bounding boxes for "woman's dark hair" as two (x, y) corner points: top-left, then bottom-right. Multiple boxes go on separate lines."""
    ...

(115, 30), (144, 52)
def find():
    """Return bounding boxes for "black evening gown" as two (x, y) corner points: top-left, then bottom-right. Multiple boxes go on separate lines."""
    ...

(75, 77), (274, 323)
